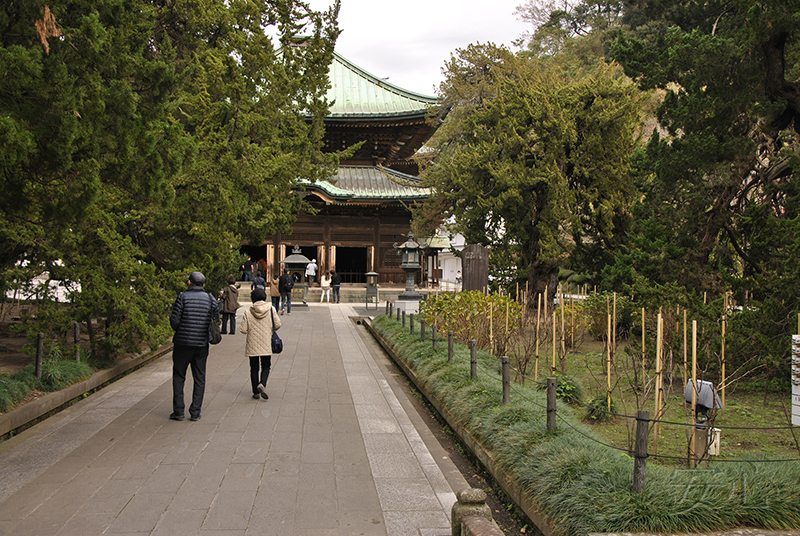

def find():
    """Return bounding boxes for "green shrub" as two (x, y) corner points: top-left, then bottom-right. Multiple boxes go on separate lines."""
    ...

(535, 373), (584, 404)
(585, 395), (615, 422)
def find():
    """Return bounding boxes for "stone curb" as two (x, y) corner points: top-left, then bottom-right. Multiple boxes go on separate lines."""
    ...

(0, 344), (173, 437)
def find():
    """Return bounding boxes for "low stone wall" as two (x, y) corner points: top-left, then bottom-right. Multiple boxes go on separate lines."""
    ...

(0, 345), (172, 438)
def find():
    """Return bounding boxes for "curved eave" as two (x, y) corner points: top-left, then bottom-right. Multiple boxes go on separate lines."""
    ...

(296, 166), (431, 203)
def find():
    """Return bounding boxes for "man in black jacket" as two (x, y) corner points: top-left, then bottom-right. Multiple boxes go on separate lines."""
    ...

(169, 271), (219, 421)
(330, 270), (342, 304)
(278, 268), (294, 315)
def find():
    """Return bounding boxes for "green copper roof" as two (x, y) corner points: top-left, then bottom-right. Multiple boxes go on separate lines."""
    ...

(301, 166), (430, 202)
(326, 53), (438, 119)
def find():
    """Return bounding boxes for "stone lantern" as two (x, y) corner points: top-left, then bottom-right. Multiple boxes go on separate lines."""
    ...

(393, 233), (423, 311)
(281, 245), (311, 306)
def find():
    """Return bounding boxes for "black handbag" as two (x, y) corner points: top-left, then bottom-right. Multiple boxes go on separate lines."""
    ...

(208, 293), (222, 345)
(271, 308), (283, 354)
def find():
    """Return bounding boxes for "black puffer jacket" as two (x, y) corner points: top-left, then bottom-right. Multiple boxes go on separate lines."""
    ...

(170, 286), (220, 347)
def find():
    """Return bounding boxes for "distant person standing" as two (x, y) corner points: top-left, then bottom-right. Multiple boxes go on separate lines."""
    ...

(319, 272), (331, 303)
(169, 271), (219, 422)
(240, 288), (281, 400)
(270, 273), (281, 310)
(251, 271), (266, 291)
(305, 259), (317, 285)
(330, 270), (342, 304)
(220, 276), (239, 335)
(242, 257), (254, 282)
(279, 268), (294, 315)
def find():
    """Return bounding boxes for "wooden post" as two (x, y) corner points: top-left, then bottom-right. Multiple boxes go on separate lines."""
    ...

(402, 310), (406, 328)
(396, 308), (400, 321)
(410, 313), (414, 334)
(74, 321), (80, 362)
(420, 319), (426, 340)
(448, 331), (454, 363)
(470, 340), (477, 379)
(501, 356), (510, 404)
(36, 333), (44, 379)
(546, 377), (557, 432)
(633, 410), (649, 492)
(432, 325), (438, 350)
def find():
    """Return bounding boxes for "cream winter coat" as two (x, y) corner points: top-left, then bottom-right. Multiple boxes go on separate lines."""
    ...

(239, 301), (281, 356)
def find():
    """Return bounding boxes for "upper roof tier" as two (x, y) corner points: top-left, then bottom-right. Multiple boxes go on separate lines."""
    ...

(326, 53), (439, 120)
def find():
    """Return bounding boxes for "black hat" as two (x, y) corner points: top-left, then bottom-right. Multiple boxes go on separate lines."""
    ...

(188, 271), (206, 285)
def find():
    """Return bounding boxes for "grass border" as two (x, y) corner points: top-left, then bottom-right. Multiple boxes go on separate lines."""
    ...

(366, 315), (800, 536)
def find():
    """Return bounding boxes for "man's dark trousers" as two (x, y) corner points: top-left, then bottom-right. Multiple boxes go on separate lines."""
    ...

(172, 344), (209, 418)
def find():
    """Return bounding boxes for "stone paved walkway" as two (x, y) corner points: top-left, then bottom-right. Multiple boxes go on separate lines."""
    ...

(0, 303), (467, 535)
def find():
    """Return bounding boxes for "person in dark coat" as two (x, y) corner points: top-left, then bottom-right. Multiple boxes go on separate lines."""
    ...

(330, 270), (342, 304)
(220, 276), (239, 334)
(251, 271), (266, 291)
(242, 257), (254, 282)
(278, 268), (294, 315)
(169, 271), (219, 422)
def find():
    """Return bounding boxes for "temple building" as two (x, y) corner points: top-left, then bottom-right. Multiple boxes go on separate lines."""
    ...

(244, 53), (442, 285)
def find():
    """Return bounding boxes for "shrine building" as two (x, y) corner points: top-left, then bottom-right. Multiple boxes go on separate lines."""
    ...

(243, 53), (442, 285)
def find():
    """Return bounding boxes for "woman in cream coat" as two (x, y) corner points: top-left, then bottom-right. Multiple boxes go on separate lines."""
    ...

(239, 288), (281, 399)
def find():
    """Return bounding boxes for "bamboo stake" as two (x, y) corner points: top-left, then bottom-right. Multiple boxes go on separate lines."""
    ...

(607, 310), (612, 411)
(552, 310), (557, 374)
(721, 292), (727, 416)
(691, 320), (698, 466)
(535, 293), (541, 381)
(683, 308), (688, 395)
(490, 304), (493, 355)
(654, 311), (663, 453)
(641, 307), (646, 389)
(560, 285), (566, 370)
(505, 300), (510, 356)
(612, 292), (617, 364)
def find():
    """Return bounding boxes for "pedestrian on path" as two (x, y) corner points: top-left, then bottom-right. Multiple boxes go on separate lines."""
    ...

(305, 258), (317, 285)
(220, 276), (239, 334)
(279, 268), (294, 315)
(330, 270), (342, 303)
(251, 271), (266, 291)
(239, 288), (281, 400)
(320, 272), (331, 303)
(169, 271), (219, 422)
(242, 256), (254, 281)
(269, 273), (281, 310)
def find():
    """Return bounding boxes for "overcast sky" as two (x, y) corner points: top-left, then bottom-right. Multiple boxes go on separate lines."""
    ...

(306, 0), (531, 96)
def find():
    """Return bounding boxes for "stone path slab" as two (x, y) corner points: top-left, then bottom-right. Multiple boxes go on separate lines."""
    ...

(0, 303), (465, 535)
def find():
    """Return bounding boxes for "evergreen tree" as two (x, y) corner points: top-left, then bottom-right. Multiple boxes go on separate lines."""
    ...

(420, 45), (641, 302)
(0, 1), (340, 363)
